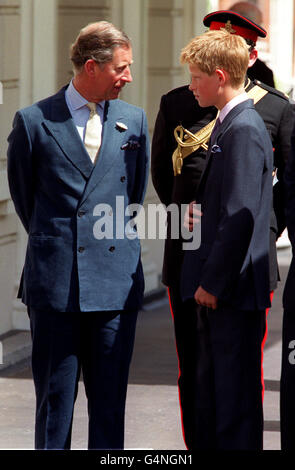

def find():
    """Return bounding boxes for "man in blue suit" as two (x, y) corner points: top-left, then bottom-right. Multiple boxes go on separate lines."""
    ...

(7, 21), (149, 450)
(180, 29), (273, 449)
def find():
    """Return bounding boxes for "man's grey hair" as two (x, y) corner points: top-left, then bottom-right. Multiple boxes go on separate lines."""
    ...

(70, 21), (131, 73)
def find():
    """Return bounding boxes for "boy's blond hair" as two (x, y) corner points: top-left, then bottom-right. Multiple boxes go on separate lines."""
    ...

(180, 30), (249, 88)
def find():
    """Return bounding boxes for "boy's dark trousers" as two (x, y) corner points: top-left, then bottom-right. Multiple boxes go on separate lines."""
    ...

(169, 287), (265, 450)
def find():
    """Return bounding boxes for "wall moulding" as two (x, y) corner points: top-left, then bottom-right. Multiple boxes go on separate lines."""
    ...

(0, 170), (10, 202)
(149, 7), (183, 18)
(1, 79), (19, 89)
(0, 233), (17, 246)
(0, 5), (20, 16)
(58, 6), (110, 17)
(0, 205), (16, 223)
(148, 66), (184, 76)
(0, 159), (7, 171)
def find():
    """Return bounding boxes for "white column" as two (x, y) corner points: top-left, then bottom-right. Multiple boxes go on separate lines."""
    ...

(192, 0), (214, 36)
(19, 0), (33, 107)
(269, 0), (293, 93)
(32, 0), (58, 102)
(12, 0), (58, 330)
(111, 0), (148, 108)
(111, 0), (159, 294)
(11, 0), (32, 331)
(123, 0), (158, 293)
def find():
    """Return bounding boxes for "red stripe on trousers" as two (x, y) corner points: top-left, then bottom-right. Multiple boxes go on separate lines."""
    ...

(261, 291), (274, 400)
(167, 288), (188, 450)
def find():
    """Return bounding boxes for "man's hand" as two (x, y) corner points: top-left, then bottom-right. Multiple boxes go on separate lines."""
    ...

(194, 286), (218, 310)
(184, 200), (203, 232)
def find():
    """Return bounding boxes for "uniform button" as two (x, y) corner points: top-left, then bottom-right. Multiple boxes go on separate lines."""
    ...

(109, 246), (115, 252)
(78, 246), (85, 253)
(78, 210), (86, 217)
(120, 176), (126, 182)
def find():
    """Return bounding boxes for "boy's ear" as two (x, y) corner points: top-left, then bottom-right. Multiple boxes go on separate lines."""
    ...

(215, 68), (227, 85)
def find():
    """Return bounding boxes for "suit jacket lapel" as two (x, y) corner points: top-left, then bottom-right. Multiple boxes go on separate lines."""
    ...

(80, 100), (127, 205)
(217, 99), (254, 135)
(42, 86), (94, 179)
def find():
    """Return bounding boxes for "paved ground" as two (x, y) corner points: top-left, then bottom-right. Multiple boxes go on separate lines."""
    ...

(0, 247), (291, 453)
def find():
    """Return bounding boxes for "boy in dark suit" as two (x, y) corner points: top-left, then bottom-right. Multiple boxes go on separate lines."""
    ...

(180, 29), (273, 449)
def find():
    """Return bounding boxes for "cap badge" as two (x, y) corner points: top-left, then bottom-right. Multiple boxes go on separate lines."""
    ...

(221, 20), (236, 34)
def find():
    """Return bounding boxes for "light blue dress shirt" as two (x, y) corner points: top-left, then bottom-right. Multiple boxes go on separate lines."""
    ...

(65, 80), (105, 143)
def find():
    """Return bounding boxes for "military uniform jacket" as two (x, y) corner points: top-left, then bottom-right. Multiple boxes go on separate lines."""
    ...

(151, 79), (294, 291)
(283, 122), (295, 311)
(7, 86), (150, 312)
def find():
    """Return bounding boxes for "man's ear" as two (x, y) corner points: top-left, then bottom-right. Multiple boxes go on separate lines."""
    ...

(248, 48), (258, 68)
(84, 59), (97, 77)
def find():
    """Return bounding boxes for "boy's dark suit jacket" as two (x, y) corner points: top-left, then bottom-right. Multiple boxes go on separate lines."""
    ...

(7, 86), (149, 313)
(181, 99), (273, 311)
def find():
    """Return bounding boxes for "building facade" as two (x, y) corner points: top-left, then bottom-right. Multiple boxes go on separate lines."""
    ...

(0, 0), (294, 335)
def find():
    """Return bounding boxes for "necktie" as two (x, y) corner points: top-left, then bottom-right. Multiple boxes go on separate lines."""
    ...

(84, 102), (102, 163)
(210, 117), (221, 144)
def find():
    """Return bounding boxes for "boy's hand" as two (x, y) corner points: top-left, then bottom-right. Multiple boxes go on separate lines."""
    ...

(194, 286), (218, 310)
(184, 200), (203, 232)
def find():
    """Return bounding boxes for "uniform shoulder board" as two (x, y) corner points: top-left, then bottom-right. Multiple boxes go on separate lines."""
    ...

(253, 79), (290, 101)
(165, 85), (190, 98)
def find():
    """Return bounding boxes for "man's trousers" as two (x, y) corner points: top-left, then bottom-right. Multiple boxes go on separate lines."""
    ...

(29, 307), (138, 450)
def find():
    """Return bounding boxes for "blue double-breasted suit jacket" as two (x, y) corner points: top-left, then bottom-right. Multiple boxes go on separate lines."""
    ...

(7, 86), (150, 313)
(181, 99), (273, 311)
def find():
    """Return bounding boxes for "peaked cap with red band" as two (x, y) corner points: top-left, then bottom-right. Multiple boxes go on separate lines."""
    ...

(203, 10), (267, 43)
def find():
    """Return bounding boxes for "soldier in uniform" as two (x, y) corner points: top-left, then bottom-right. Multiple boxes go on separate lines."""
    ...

(229, 1), (275, 87)
(281, 122), (295, 450)
(151, 10), (294, 449)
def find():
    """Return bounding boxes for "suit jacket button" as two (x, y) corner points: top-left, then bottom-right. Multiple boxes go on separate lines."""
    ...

(109, 246), (115, 252)
(78, 210), (86, 217)
(78, 246), (85, 253)
(120, 176), (126, 182)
